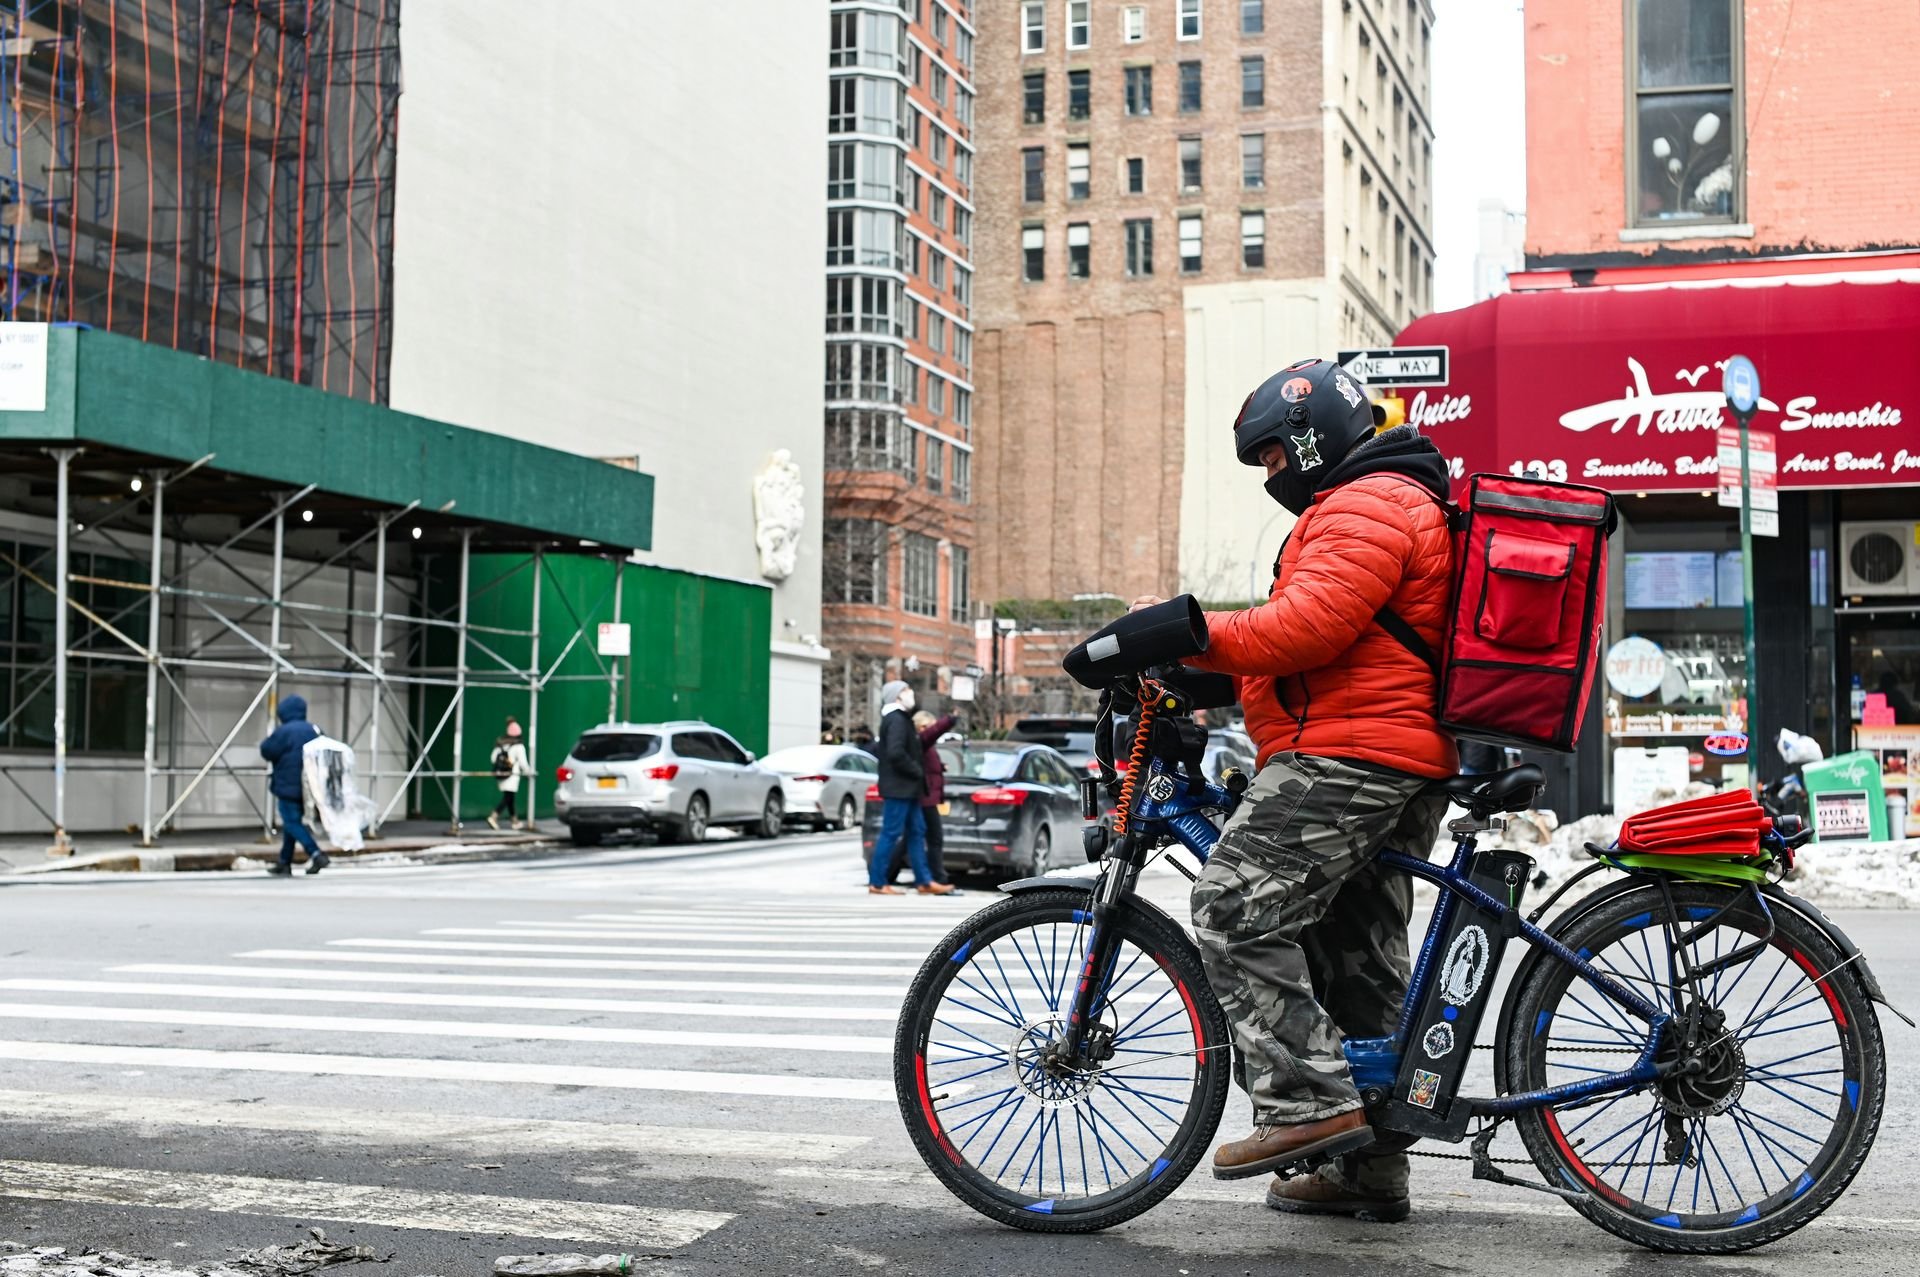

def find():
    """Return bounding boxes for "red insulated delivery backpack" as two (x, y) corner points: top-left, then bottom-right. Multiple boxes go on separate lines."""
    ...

(1377, 473), (1618, 753)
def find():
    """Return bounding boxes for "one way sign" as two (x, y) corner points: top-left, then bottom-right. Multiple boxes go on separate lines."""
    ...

(1336, 346), (1450, 386)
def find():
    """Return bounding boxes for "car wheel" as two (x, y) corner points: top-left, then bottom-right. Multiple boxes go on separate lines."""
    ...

(679, 793), (710, 844)
(1028, 825), (1053, 877)
(836, 795), (858, 831)
(568, 827), (602, 848)
(758, 791), (784, 840)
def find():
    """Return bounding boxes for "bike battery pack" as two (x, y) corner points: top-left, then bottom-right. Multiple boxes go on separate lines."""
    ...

(1377, 847), (1534, 1140)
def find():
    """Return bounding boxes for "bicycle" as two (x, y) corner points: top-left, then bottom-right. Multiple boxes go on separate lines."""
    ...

(893, 607), (1907, 1254)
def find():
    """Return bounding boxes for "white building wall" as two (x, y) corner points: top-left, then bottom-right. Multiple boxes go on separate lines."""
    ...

(1177, 279), (1336, 605)
(385, 2), (828, 749)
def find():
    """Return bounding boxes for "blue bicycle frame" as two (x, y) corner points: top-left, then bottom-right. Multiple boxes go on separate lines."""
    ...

(1119, 755), (1673, 1121)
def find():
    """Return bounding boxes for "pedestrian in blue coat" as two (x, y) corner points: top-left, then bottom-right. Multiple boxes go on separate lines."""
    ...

(260, 694), (330, 875)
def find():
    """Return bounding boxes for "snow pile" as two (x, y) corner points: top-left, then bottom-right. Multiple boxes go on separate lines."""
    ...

(1, 1232), (403, 1275)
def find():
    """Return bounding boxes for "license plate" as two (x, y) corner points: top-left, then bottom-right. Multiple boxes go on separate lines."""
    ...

(936, 802), (951, 816)
(595, 776), (619, 790)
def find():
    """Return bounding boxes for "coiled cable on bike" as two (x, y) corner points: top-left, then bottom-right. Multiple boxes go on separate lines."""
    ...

(1110, 686), (1159, 838)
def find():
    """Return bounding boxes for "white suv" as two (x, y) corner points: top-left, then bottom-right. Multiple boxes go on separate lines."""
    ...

(552, 721), (785, 847)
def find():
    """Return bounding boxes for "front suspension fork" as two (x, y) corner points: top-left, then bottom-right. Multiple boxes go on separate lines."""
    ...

(1058, 840), (1146, 1060)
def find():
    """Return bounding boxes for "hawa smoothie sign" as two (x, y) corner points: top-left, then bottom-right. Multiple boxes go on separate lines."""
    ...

(1391, 273), (1920, 492)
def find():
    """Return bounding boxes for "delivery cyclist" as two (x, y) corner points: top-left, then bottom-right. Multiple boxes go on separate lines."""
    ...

(1128, 358), (1456, 1223)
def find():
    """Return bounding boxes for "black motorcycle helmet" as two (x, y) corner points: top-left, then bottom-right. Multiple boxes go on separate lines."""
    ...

(1232, 357), (1381, 470)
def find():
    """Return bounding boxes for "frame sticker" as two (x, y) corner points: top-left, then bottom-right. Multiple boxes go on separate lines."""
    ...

(1439, 925), (1491, 1006)
(1421, 1021), (1455, 1060)
(1408, 1068), (1442, 1110)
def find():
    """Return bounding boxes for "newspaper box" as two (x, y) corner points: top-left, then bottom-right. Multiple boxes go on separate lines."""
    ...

(1802, 750), (1887, 843)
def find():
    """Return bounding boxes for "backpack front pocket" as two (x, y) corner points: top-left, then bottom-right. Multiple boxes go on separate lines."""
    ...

(1474, 531), (1575, 650)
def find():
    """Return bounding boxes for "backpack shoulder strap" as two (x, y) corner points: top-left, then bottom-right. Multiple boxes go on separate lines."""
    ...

(1376, 604), (1441, 674)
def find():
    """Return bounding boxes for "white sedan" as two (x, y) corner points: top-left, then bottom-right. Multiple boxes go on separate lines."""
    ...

(762, 744), (879, 831)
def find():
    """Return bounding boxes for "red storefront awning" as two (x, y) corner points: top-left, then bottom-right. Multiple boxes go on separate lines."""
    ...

(1392, 270), (1920, 492)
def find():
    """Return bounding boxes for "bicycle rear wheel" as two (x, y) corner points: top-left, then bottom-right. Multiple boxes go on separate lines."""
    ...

(894, 887), (1231, 1232)
(1503, 881), (1885, 1253)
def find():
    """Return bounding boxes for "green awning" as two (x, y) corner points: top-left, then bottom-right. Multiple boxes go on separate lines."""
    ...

(0, 326), (653, 553)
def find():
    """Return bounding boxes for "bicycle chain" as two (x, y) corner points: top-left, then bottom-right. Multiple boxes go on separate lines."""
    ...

(1405, 1041), (1646, 1167)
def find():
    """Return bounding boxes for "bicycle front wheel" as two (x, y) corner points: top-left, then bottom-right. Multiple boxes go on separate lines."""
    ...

(894, 887), (1232, 1232)
(1504, 881), (1886, 1254)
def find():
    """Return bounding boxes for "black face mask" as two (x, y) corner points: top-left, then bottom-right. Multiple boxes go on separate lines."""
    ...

(1264, 468), (1314, 515)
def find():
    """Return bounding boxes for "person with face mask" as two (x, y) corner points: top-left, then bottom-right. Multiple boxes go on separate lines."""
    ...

(1129, 357), (1456, 1222)
(867, 680), (954, 896)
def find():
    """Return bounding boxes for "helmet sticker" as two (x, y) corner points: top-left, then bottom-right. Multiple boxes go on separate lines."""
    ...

(1332, 373), (1364, 408)
(1279, 376), (1314, 403)
(1291, 428), (1324, 470)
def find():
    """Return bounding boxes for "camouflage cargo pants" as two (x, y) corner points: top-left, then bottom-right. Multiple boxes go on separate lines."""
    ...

(1190, 752), (1446, 1196)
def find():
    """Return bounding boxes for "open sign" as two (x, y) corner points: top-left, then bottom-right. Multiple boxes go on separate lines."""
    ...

(1704, 733), (1750, 757)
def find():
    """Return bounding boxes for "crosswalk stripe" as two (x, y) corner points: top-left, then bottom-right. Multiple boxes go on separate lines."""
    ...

(337, 937), (929, 960)
(2, 978), (902, 1022)
(0, 1001), (891, 1054)
(114, 962), (910, 999)
(0, 1039), (891, 1101)
(564, 913), (965, 932)
(0, 1090), (870, 1159)
(0, 1158), (732, 1247)
(478, 924), (957, 943)
(237, 948), (918, 977)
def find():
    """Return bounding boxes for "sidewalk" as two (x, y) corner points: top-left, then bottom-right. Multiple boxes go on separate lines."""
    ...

(0, 817), (563, 876)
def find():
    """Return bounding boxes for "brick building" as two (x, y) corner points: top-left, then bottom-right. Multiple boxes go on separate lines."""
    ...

(822, 0), (980, 734)
(1391, 0), (1920, 823)
(973, 0), (1435, 612)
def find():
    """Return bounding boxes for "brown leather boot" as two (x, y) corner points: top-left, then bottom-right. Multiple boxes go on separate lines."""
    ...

(1211, 1109), (1375, 1180)
(1265, 1172), (1411, 1223)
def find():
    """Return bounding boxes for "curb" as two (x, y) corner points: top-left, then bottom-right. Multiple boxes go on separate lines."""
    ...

(4, 832), (563, 876)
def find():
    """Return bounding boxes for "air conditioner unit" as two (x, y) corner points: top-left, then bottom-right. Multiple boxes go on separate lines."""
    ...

(1839, 521), (1920, 597)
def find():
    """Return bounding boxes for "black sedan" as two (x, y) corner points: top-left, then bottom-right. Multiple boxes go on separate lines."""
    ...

(860, 741), (1085, 880)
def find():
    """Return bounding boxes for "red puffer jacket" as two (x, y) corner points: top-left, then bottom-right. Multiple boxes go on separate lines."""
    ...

(1192, 474), (1457, 778)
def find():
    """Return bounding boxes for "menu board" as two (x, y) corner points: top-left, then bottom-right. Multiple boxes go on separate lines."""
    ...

(1715, 550), (1743, 608)
(1625, 552), (1718, 610)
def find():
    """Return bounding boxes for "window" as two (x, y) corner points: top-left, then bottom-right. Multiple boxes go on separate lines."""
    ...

(1178, 0), (1201, 40)
(827, 143), (854, 200)
(1066, 144), (1090, 199)
(956, 25), (973, 73)
(934, 5), (948, 44)
(825, 518), (889, 605)
(1023, 147), (1045, 201)
(903, 359), (919, 404)
(953, 205), (971, 247)
(949, 545), (971, 620)
(1067, 221), (1090, 278)
(903, 534), (939, 617)
(1179, 136), (1202, 189)
(826, 209), (852, 265)
(1179, 60), (1202, 112)
(925, 311), (943, 355)
(928, 372), (947, 415)
(1023, 72), (1046, 123)
(954, 265), (971, 307)
(1124, 65), (1152, 115)
(1240, 132), (1265, 188)
(926, 436), (944, 494)
(829, 10), (907, 73)
(1068, 0), (1090, 48)
(904, 294), (919, 341)
(1125, 156), (1145, 193)
(1241, 0), (1264, 35)
(1240, 210), (1265, 267)
(1241, 55), (1265, 107)
(828, 77), (855, 133)
(825, 342), (903, 402)
(1630, 0), (1739, 224)
(1124, 218), (1153, 276)
(1123, 7), (1146, 42)
(953, 326), (971, 370)
(1178, 214), (1202, 273)
(929, 66), (947, 108)
(906, 168), (921, 211)
(951, 447), (971, 503)
(1023, 1), (1045, 52)
(930, 252), (946, 290)
(1022, 225), (1045, 280)
(929, 189), (946, 231)
(831, 77), (905, 138)
(1067, 68), (1090, 119)
(955, 147), (972, 188)
(826, 275), (902, 336)
(954, 386), (971, 427)
(826, 410), (913, 475)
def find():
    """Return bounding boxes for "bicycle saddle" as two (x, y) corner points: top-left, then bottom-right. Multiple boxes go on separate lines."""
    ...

(1429, 764), (1544, 815)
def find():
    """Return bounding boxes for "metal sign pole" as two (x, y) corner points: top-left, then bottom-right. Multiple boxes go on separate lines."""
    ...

(1723, 355), (1761, 795)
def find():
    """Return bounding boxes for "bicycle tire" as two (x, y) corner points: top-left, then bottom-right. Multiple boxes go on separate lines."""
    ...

(1501, 880), (1885, 1254)
(894, 887), (1232, 1233)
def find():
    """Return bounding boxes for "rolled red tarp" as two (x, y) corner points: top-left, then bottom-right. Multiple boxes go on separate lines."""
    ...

(1617, 790), (1772, 859)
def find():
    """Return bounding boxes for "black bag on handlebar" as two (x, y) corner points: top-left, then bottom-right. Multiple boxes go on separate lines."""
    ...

(1063, 595), (1210, 688)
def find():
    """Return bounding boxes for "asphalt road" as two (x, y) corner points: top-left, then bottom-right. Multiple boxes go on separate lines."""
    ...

(0, 834), (1915, 1276)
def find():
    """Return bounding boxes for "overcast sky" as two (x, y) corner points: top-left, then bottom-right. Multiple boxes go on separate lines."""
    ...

(1429, 0), (1527, 312)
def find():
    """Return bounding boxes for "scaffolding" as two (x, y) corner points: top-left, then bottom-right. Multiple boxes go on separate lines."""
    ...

(0, 0), (400, 401)
(0, 444), (633, 853)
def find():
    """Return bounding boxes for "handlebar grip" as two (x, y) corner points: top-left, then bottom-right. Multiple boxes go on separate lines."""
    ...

(1062, 595), (1209, 688)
